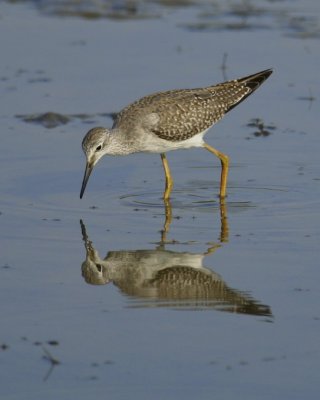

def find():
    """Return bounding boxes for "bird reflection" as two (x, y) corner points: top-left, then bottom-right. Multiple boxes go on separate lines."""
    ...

(80, 202), (271, 316)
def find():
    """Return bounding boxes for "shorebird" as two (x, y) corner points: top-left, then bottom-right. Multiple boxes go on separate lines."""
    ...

(80, 69), (272, 200)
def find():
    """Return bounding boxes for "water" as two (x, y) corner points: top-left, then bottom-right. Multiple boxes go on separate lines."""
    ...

(1, 1), (320, 399)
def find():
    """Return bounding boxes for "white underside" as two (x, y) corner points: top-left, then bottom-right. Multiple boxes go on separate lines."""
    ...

(142, 128), (209, 154)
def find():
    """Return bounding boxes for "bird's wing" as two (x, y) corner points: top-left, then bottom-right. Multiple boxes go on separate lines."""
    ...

(113, 83), (251, 142)
(148, 85), (250, 141)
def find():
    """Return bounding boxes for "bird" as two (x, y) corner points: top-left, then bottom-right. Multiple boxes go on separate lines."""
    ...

(80, 69), (272, 200)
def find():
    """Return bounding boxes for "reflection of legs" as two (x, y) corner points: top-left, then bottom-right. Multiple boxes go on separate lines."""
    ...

(204, 199), (229, 254)
(161, 199), (172, 244)
(160, 153), (174, 200)
(203, 143), (229, 198)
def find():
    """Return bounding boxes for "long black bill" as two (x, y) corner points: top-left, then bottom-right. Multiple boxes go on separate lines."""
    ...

(80, 162), (93, 199)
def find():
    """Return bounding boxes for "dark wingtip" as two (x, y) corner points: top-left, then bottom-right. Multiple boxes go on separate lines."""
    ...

(260, 68), (273, 81)
(257, 67), (273, 79)
(224, 68), (273, 114)
(239, 68), (273, 90)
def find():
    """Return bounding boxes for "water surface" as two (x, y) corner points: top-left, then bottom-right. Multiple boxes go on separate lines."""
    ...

(1, 1), (320, 399)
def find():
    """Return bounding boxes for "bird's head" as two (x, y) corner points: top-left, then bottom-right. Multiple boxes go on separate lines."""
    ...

(80, 127), (111, 199)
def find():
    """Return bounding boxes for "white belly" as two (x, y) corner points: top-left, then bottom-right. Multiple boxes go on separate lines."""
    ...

(142, 128), (209, 153)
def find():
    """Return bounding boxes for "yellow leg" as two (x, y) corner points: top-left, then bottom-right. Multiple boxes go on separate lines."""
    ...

(160, 153), (174, 200)
(203, 143), (229, 198)
(219, 198), (229, 243)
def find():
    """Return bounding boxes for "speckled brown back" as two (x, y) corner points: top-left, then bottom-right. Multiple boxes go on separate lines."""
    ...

(113, 69), (272, 142)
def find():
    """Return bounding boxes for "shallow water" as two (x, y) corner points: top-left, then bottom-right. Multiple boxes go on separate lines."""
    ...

(1, 1), (320, 399)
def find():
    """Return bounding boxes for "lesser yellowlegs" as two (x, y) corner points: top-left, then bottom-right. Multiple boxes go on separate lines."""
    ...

(80, 69), (272, 200)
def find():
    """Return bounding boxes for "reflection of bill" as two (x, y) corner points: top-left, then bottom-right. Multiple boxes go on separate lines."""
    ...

(79, 209), (272, 316)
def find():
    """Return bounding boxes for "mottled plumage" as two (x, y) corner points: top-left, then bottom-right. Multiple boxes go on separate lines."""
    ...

(113, 70), (271, 142)
(80, 69), (273, 200)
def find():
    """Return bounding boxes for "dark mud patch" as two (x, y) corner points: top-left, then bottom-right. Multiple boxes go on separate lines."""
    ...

(16, 111), (116, 128)
(16, 112), (71, 128)
(246, 118), (276, 138)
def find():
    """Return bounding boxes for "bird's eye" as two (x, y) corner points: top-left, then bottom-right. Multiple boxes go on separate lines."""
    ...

(96, 145), (102, 151)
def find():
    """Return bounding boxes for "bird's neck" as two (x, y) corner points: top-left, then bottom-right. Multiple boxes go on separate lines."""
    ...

(106, 129), (139, 156)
